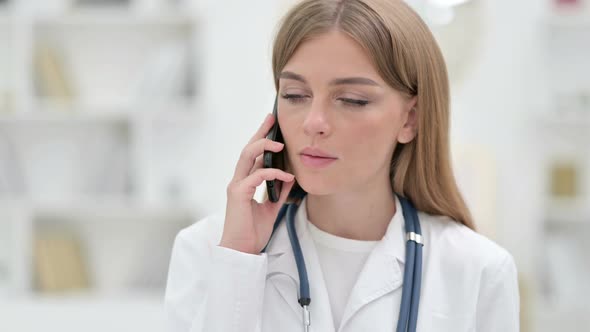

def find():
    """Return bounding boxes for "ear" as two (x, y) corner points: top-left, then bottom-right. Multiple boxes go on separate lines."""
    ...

(397, 96), (418, 144)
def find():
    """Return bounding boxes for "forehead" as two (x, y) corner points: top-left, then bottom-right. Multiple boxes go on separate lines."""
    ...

(281, 30), (384, 85)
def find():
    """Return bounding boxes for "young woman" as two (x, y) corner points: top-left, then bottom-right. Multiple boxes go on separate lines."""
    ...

(164, 1), (520, 331)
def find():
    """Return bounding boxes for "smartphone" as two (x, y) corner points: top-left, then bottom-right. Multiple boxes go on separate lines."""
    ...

(264, 95), (286, 203)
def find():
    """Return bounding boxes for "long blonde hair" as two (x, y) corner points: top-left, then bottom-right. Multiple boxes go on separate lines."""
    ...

(267, 0), (476, 230)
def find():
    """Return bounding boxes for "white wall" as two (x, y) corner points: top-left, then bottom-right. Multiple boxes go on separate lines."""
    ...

(450, 0), (548, 280)
(187, 0), (283, 216)
(452, 0), (590, 284)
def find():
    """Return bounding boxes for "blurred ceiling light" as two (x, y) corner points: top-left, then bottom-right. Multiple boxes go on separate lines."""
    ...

(425, 5), (455, 25)
(428, 0), (473, 8)
(403, 0), (484, 86)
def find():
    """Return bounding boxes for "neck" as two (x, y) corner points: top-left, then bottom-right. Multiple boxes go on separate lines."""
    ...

(305, 175), (396, 241)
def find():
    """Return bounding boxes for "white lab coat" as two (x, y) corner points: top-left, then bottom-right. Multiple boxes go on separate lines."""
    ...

(164, 195), (520, 332)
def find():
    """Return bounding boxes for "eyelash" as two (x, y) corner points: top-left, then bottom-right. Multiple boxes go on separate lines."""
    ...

(280, 94), (370, 108)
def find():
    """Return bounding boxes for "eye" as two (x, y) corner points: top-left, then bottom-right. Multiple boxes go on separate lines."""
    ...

(339, 98), (370, 108)
(280, 94), (370, 108)
(281, 93), (307, 105)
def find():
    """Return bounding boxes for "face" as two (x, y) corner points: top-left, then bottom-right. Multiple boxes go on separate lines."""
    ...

(278, 29), (417, 195)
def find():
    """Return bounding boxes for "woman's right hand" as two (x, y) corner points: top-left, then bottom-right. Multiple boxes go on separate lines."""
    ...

(219, 113), (296, 255)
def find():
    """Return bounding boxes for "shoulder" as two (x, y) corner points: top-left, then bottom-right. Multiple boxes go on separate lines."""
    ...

(417, 212), (520, 326)
(418, 211), (516, 279)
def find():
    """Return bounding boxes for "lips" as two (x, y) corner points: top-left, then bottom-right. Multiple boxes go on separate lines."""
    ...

(300, 147), (337, 159)
(298, 147), (337, 169)
(300, 154), (337, 168)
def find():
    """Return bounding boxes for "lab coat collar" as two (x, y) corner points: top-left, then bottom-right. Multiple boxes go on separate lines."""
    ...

(263, 194), (407, 260)
(264, 194), (408, 331)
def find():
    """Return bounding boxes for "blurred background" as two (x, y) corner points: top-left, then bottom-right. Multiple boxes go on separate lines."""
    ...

(0, 0), (588, 331)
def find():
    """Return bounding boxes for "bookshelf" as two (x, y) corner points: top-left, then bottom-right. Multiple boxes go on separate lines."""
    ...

(532, 121), (590, 327)
(531, 6), (590, 332)
(0, 5), (13, 115)
(0, 0), (204, 330)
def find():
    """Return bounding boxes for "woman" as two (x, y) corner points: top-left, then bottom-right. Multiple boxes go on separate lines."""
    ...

(164, 0), (520, 331)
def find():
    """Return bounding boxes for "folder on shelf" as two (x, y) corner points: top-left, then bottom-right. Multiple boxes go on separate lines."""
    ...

(34, 43), (75, 104)
(34, 230), (90, 293)
(550, 161), (579, 198)
(133, 42), (192, 104)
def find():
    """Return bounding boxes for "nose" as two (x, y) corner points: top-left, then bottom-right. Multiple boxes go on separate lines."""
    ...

(302, 99), (331, 137)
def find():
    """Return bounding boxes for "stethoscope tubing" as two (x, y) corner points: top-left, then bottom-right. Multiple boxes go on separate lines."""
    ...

(261, 191), (423, 332)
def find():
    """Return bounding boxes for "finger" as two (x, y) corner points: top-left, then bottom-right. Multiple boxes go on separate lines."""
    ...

(235, 168), (294, 196)
(262, 177), (296, 226)
(259, 178), (295, 235)
(249, 155), (264, 175)
(232, 138), (285, 181)
(247, 113), (275, 145)
(276, 177), (296, 205)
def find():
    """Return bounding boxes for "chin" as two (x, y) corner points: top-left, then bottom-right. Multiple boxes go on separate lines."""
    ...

(294, 174), (336, 196)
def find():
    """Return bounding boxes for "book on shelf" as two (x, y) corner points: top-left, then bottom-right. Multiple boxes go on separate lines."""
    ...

(0, 262), (8, 284)
(126, 227), (177, 292)
(0, 91), (13, 114)
(0, 131), (25, 197)
(0, 240), (9, 288)
(132, 41), (194, 106)
(34, 230), (90, 293)
(34, 43), (76, 106)
(74, 0), (131, 7)
(0, 56), (13, 113)
(82, 129), (133, 197)
(542, 232), (590, 307)
(549, 161), (580, 199)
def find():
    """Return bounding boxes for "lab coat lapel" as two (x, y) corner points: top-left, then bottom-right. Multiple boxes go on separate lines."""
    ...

(265, 197), (336, 332)
(337, 195), (407, 331)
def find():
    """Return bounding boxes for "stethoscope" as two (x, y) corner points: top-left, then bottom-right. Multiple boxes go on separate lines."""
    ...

(261, 187), (424, 332)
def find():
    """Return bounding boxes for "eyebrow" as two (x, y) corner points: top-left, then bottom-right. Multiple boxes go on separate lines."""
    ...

(279, 71), (380, 87)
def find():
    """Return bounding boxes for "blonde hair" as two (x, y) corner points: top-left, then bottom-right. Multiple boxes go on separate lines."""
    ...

(266, 0), (476, 230)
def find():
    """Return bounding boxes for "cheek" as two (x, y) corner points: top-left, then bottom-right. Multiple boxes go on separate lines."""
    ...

(277, 115), (299, 167)
(344, 121), (395, 163)
(278, 111), (397, 173)
(277, 114), (297, 145)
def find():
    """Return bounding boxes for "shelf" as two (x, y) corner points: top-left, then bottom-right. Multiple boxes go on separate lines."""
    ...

(545, 197), (590, 225)
(2, 288), (163, 301)
(533, 299), (590, 331)
(533, 112), (590, 144)
(0, 291), (166, 332)
(34, 11), (195, 28)
(534, 111), (590, 127)
(34, 202), (197, 221)
(542, 13), (590, 29)
(0, 98), (201, 124)
(0, 198), (198, 221)
(0, 13), (11, 26)
(0, 110), (131, 124)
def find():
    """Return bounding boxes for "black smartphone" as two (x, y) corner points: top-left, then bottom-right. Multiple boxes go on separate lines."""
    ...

(264, 95), (286, 202)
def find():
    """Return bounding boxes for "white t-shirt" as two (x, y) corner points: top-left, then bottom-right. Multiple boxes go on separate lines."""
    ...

(307, 220), (379, 330)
